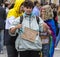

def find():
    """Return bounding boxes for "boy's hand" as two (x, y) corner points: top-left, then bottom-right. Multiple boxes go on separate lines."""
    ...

(43, 23), (52, 34)
(15, 24), (22, 29)
(47, 29), (52, 34)
(43, 23), (50, 32)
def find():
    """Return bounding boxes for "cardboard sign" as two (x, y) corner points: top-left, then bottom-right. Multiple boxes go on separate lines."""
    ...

(21, 27), (38, 42)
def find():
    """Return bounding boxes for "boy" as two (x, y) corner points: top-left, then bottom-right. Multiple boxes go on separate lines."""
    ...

(9, 1), (51, 57)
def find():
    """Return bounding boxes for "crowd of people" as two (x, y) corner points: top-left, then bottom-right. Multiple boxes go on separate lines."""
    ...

(0, 0), (60, 57)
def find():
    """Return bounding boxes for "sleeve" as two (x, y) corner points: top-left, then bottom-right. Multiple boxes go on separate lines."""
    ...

(5, 16), (15, 29)
(9, 17), (20, 29)
(9, 30), (17, 36)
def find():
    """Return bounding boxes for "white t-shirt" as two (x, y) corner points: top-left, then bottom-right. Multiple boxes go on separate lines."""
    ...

(5, 16), (15, 29)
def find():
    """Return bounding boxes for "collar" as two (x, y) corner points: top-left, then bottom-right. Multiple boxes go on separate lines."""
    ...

(23, 12), (35, 18)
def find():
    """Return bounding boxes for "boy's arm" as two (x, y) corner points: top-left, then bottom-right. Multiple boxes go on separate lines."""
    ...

(39, 17), (51, 34)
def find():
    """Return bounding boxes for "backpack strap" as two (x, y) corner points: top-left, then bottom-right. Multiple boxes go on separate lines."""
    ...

(36, 16), (39, 25)
(20, 16), (23, 24)
(20, 16), (39, 24)
(19, 16), (23, 32)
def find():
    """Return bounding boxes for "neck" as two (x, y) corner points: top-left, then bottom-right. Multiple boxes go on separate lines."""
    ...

(25, 12), (32, 16)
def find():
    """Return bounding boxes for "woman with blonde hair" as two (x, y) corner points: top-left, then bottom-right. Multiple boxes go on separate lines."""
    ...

(40, 5), (56, 57)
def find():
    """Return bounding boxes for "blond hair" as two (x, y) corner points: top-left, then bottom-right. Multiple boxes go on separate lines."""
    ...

(40, 5), (53, 21)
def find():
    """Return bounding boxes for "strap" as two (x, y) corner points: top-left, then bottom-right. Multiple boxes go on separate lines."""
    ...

(36, 16), (39, 25)
(20, 16), (39, 24)
(19, 16), (23, 33)
(20, 16), (23, 24)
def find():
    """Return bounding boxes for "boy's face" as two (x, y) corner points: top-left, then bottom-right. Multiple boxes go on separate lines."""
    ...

(24, 7), (33, 15)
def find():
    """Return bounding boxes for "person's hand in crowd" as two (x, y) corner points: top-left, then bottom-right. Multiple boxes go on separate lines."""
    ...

(10, 24), (22, 34)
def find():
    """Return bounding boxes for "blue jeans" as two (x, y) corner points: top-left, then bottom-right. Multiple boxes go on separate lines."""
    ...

(0, 30), (4, 52)
(42, 44), (50, 57)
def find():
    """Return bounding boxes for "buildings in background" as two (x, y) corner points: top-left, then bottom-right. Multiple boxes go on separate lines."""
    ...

(3, 0), (15, 4)
(31, 0), (60, 5)
(2, 0), (60, 5)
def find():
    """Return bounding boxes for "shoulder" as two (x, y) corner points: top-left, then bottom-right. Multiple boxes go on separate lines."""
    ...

(16, 16), (20, 19)
(8, 9), (15, 14)
(7, 9), (16, 18)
